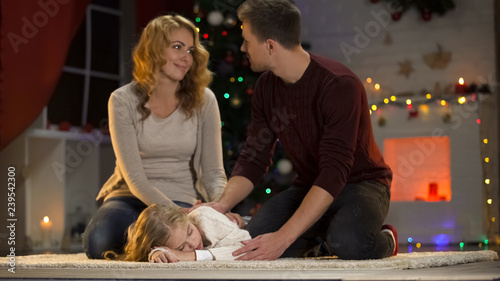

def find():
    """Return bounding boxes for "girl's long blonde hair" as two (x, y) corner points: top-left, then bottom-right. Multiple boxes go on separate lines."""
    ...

(132, 14), (212, 120)
(105, 204), (194, 262)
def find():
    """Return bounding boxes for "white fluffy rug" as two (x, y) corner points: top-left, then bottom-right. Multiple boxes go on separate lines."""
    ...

(1, 251), (498, 270)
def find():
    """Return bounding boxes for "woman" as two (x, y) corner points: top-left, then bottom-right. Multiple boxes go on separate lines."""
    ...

(83, 14), (227, 259)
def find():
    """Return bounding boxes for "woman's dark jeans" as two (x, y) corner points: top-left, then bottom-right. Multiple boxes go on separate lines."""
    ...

(82, 197), (192, 259)
(245, 180), (393, 260)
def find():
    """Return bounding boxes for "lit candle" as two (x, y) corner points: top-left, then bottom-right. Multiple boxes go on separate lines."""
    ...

(40, 216), (53, 248)
(455, 77), (467, 94)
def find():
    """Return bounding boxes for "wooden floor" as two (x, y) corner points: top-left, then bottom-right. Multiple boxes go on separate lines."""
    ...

(4, 245), (500, 281)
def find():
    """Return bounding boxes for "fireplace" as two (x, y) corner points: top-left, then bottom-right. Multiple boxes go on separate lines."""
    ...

(372, 98), (489, 245)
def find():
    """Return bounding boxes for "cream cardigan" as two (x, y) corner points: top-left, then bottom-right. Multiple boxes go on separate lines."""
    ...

(96, 82), (226, 206)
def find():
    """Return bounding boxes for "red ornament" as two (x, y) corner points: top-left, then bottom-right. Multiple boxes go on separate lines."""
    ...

(82, 123), (94, 133)
(58, 121), (71, 131)
(408, 109), (419, 119)
(421, 8), (432, 21)
(391, 12), (402, 21)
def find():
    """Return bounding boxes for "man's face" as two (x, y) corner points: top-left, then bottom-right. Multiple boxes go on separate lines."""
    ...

(240, 21), (270, 72)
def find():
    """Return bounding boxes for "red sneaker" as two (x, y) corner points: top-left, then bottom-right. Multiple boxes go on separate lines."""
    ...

(381, 224), (398, 256)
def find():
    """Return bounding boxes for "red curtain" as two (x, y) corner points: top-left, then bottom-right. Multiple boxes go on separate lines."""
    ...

(0, 0), (89, 151)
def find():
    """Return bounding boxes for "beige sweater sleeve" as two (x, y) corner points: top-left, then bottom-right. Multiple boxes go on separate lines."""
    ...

(190, 206), (251, 260)
(196, 89), (227, 202)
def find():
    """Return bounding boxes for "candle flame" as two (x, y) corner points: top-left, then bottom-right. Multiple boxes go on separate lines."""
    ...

(458, 77), (464, 85)
(43, 216), (50, 223)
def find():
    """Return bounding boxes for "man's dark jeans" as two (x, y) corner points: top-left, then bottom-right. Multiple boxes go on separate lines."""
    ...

(245, 180), (393, 260)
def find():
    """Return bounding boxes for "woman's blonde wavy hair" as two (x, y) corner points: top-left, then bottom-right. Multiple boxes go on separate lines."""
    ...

(105, 204), (196, 262)
(132, 14), (212, 120)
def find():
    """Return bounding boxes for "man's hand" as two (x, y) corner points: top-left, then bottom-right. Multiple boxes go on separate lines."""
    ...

(225, 212), (246, 229)
(188, 202), (246, 228)
(233, 231), (292, 260)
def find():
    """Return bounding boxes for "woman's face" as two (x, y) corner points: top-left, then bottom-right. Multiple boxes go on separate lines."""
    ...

(165, 221), (204, 252)
(159, 27), (195, 83)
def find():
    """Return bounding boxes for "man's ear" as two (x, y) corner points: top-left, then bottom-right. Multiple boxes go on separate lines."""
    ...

(266, 39), (275, 55)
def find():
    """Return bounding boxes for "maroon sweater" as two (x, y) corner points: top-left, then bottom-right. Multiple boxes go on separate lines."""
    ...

(231, 53), (392, 198)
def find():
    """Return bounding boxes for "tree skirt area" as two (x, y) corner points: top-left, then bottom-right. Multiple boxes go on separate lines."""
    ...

(1, 251), (498, 271)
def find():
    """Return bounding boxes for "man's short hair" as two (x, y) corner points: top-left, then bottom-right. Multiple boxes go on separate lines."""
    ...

(237, 0), (301, 49)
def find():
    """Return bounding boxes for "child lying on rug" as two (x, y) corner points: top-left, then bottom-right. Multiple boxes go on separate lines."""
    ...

(106, 205), (251, 263)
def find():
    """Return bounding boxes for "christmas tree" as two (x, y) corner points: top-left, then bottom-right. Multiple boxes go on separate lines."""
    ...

(192, 0), (295, 214)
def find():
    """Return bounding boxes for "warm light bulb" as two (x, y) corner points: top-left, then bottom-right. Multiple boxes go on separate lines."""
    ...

(406, 99), (412, 105)
(43, 216), (50, 223)
(441, 100), (447, 106)
(390, 96), (396, 102)
(458, 97), (466, 104)
(369, 109), (372, 115)
(374, 83), (380, 90)
(416, 243), (421, 248)
(371, 105), (377, 111)
(487, 199), (493, 204)
(420, 104), (429, 113)
(367, 77), (372, 83)
(384, 98), (389, 104)
(459, 77), (464, 85)
(230, 77), (235, 83)
(485, 179), (490, 184)
(196, 27), (200, 32)
(492, 217), (496, 223)
(485, 157), (490, 163)
(483, 139), (488, 144)
(426, 93), (432, 99)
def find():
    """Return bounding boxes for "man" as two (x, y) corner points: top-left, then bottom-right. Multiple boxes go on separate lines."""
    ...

(203, 0), (396, 260)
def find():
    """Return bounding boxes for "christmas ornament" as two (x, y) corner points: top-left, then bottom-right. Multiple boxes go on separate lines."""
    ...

(421, 8), (432, 21)
(423, 45), (451, 70)
(442, 112), (452, 123)
(378, 116), (387, 127)
(82, 123), (94, 133)
(397, 60), (415, 78)
(223, 14), (237, 28)
(207, 10), (224, 26)
(408, 108), (419, 119)
(58, 121), (71, 131)
(277, 159), (293, 175)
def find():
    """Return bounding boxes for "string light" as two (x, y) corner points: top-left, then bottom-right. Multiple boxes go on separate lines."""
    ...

(230, 77), (235, 83)
(441, 100), (447, 106)
(426, 93), (432, 99)
(367, 77), (372, 83)
(406, 99), (412, 105)
(485, 179), (490, 184)
(384, 98), (389, 104)
(374, 83), (381, 90)
(195, 17), (201, 23)
(487, 199), (493, 205)
(458, 97), (466, 104)
(371, 105), (378, 111)
(224, 93), (230, 99)
(390, 95), (396, 102)
(485, 157), (490, 163)
(483, 138), (488, 144)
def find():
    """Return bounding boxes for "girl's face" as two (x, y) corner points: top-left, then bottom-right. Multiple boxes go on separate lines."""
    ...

(165, 221), (203, 252)
(159, 27), (195, 83)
